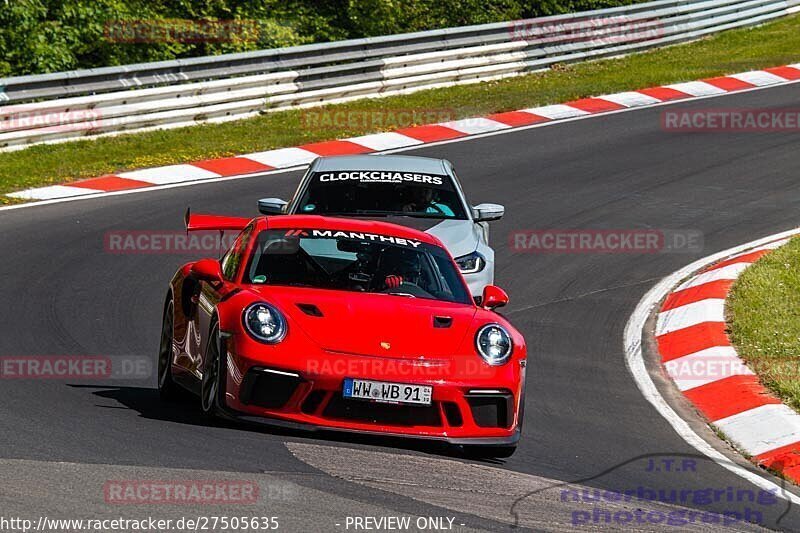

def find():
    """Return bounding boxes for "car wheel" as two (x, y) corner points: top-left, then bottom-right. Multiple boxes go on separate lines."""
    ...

(157, 299), (180, 401)
(200, 324), (224, 417)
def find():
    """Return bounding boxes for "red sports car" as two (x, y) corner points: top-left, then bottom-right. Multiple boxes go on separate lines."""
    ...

(158, 212), (526, 457)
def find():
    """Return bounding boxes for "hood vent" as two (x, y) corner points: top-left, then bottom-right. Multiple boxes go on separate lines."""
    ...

(296, 303), (324, 317)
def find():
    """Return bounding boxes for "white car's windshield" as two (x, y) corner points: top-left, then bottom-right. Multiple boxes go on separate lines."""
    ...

(295, 171), (468, 220)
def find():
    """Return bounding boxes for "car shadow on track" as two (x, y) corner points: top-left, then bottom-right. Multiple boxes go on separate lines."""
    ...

(70, 384), (509, 465)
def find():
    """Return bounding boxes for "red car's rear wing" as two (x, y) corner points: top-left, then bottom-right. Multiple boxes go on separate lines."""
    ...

(184, 208), (252, 233)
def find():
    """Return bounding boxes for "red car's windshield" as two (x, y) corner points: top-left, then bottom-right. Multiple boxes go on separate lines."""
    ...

(244, 229), (472, 305)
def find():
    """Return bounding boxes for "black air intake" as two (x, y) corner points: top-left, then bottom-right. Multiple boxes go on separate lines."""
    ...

(240, 368), (303, 409)
(465, 391), (514, 428)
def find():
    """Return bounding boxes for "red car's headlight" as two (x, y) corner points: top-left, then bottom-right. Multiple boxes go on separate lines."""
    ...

(475, 323), (513, 365)
(243, 302), (287, 344)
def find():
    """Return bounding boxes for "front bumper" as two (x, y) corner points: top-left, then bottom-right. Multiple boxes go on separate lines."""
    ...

(221, 340), (525, 443)
(230, 411), (521, 446)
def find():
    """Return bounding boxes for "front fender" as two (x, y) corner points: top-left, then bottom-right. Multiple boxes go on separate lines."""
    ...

(215, 289), (267, 335)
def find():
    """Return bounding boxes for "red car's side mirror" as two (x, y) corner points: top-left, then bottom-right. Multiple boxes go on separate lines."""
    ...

(482, 285), (509, 310)
(190, 258), (223, 283)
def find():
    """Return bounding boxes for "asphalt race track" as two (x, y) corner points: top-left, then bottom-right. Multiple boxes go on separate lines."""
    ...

(2, 83), (800, 531)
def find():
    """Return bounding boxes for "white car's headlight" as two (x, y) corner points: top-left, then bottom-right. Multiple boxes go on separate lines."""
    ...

(243, 302), (287, 343)
(455, 251), (486, 274)
(475, 324), (513, 365)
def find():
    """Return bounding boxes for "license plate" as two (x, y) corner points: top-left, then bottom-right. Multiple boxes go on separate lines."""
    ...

(343, 378), (432, 406)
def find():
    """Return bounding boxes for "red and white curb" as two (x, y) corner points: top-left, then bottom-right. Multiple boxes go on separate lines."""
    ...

(656, 234), (800, 483)
(8, 64), (800, 201)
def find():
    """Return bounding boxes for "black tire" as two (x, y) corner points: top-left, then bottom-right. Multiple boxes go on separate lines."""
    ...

(200, 324), (225, 417)
(157, 299), (181, 401)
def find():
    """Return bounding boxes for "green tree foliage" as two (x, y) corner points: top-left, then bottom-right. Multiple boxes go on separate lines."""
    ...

(344, 0), (526, 36)
(0, 0), (642, 77)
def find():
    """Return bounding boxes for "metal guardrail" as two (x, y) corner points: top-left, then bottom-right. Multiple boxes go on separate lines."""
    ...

(0, 0), (796, 150)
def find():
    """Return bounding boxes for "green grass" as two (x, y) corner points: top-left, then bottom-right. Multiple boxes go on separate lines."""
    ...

(2, 14), (800, 203)
(727, 237), (800, 411)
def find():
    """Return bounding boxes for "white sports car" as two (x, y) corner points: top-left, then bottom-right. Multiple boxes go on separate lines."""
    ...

(258, 155), (504, 298)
